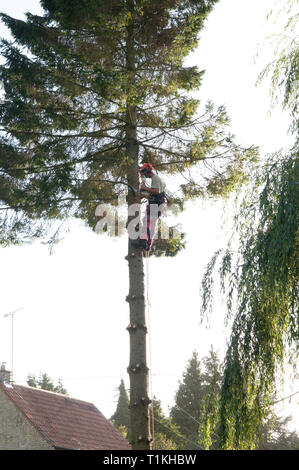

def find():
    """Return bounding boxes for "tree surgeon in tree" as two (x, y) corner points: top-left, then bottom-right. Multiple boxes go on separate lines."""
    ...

(0, 0), (258, 450)
(132, 163), (167, 251)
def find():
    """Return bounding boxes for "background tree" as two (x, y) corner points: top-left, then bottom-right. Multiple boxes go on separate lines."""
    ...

(0, 0), (258, 449)
(150, 397), (183, 450)
(259, 413), (299, 450)
(170, 350), (204, 449)
(198, 346), (222, 449)
(110, 379), (130, 429)
(27, 372), (68, 395)
(197, 348), (299, 450)
(201, 1), (298, 449)
(110, 393), (182, 449)
(170, 348), (299, 451)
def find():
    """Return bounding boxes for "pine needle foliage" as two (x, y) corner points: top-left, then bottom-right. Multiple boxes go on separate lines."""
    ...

(0, 0), (258, 251)
(27, 372), (68, 395)
(110, 379), (130, 429)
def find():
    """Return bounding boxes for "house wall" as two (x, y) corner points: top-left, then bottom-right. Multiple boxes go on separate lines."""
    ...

(0, 387), (53, 450)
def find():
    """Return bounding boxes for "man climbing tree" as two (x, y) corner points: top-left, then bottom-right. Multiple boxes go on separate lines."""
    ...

(0, 0), (258, 449)
(132, 163), (167, 251)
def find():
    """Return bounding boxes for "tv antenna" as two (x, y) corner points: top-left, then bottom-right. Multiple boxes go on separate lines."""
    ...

(2, 307), (24, 383)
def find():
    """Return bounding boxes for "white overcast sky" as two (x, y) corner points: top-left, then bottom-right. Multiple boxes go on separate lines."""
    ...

(0, 0), (298, 431)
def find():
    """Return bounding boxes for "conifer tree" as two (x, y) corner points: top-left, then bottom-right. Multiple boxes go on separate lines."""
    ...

(198, 346), (222, 449)
(0, 1), (257, 449)
(259, 415), (299, 450)
(110, 379), (130, 429)
(27, 372), (68, 395)
(170, 351), (204, 449)
(150, 397), (183, 450)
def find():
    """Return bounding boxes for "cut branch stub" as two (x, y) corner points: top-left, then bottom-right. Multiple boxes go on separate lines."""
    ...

(126, 323), (148, 333)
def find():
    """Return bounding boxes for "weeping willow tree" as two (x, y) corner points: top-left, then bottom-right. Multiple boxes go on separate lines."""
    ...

(257, 0), (299, 133)
(201, 0), (299, 449)
(202, 152), (298, 449)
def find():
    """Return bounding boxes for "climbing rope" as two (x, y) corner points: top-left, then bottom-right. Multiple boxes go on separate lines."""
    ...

(145, 250), (155, 450)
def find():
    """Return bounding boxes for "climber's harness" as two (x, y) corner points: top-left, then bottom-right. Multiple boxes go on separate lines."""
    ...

(149, 191), (168, 205)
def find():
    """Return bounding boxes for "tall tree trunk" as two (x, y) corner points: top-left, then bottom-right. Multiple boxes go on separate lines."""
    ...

(125, 0), (151, 450)
(126, 209), (151, 450)
(126, 112), (151, 450)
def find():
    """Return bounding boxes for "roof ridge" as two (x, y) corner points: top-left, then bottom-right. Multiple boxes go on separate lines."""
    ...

(13, 384), (96, 406)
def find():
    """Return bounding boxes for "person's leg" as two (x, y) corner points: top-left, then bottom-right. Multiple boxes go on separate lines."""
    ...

(139, 204), (150, 239)
(150, 201), (167, 247)
(147, 206), (158, 249)
(132, 200), (166, 250)
(131, 203), (150, 250)
(144, 201), (166, 249)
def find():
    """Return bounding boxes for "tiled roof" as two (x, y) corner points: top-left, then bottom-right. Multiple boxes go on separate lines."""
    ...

(0, 382), (131, 450)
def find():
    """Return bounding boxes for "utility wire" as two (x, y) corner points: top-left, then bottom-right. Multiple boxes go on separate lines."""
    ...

(172, 404), (202, 427)
(13, 375), (123, 383)
(13, 372), (184, 383)
(152, 415), (205, 451)
(271, 390), (299, 405)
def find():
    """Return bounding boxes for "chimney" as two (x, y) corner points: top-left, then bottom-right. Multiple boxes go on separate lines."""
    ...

(0, 363), (12, 384)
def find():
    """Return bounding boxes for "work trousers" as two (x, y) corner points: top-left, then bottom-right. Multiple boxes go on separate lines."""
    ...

(140, 195), (167, 248)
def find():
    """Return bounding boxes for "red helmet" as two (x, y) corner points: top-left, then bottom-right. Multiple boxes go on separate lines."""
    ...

(139, 163), (154, 174)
